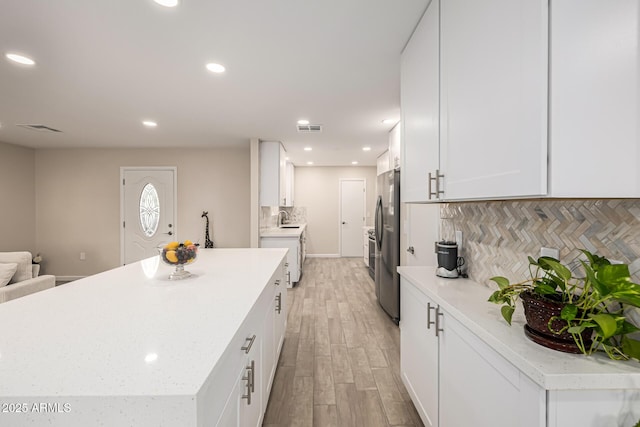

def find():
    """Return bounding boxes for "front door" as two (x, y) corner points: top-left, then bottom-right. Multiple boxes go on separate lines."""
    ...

(340, 179), (365, 257)
(121, 167), (177, 265)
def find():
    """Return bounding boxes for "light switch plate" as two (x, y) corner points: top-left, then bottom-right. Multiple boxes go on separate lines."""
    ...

(455, 230), (463, 251)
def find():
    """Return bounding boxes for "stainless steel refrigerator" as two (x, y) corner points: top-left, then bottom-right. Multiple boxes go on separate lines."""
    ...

(375, 168), (400, 324)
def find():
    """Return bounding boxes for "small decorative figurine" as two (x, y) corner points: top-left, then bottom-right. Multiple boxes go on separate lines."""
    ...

(201, 211), (214, 248)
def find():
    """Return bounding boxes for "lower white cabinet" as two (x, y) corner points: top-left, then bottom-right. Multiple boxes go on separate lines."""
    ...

(400, 273), (640, 427)
(261, 233), (304, 286)
(400, 280), (439, 426)
(213, 261), (287, 427)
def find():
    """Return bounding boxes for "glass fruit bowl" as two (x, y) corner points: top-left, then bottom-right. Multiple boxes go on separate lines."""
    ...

(158, 241), (198, 280)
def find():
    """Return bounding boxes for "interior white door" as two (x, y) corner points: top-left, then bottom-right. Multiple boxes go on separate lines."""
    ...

(122, 168), (176, 265)
(340, 179), (365, 257)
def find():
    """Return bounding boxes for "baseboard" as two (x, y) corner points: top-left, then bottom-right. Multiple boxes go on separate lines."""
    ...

(55, 275), (86, 282)
(306, 254), (340, 258)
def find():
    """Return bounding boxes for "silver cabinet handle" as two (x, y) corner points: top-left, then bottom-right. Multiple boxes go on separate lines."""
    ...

(435, 307), (444, 337)
(287, 271), (291, 286)
(241, 335), (256, 354)
(242, 362), (253, 405)
(407, 246), (415, 254)
(276, 293), (282, 314)
(428, 170), (445, 200)
(250, 359), (255, 393)
(275, 279), (281, 286)
(427, 302), (436, 330)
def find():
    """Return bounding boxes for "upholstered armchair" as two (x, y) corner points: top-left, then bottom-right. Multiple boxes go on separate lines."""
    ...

(0, 252), (55, 303)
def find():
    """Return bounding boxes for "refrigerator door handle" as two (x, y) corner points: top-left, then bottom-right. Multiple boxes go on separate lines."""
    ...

(375, 196), (383, 250)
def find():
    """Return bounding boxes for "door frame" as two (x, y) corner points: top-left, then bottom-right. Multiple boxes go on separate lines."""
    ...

(338, 178), (366, 257)
(120, 166), (178, 266)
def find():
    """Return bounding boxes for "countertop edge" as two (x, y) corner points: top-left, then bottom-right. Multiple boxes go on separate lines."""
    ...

(398, 266), (640, 391)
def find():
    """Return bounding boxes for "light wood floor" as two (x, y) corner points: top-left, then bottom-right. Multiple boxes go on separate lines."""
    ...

(263, 257), (424, 427)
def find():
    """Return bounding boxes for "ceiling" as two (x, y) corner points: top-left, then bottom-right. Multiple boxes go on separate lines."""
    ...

(0, 0), (428, 166)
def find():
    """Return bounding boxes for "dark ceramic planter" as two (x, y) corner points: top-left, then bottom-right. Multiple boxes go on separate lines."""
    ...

(520, 291), (592, 354)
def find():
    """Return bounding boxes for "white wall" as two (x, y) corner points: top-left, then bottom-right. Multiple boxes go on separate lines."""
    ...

(35, 147), (250, 276)
(294, 166), (377, 256)
(0, 142), (36, 253)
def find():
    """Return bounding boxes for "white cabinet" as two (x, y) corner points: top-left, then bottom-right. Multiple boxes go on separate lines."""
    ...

(400, 278), (439, 427)
(401, 0), (548, 202)
(376, 150), (390, 176)
(439, 0), (548, 200)
(260, 232), (304, 286)
(388, 122), (401, 170)
(260, 141), (292, 207)
(401, 277), (544, 427)
(401, 0), (440, 203)
(439, 313), (544, 427)
(213, 259), (287, 427)
(549, 0), (640, 197)
(285, 161), (295, 206)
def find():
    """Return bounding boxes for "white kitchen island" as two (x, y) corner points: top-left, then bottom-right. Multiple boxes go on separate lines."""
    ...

(0, 248), (288, 427)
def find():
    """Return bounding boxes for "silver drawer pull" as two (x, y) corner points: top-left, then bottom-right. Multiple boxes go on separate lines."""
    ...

(276, 293), (282, 314)
(241, 334), (256, 354)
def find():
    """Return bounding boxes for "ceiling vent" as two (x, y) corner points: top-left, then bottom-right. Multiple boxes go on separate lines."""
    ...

(16, 124), (62, 133)
(297, 124), (322, 133)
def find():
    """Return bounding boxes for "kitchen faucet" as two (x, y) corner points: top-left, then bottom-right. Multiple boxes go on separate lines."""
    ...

(277, 210), (290, 227)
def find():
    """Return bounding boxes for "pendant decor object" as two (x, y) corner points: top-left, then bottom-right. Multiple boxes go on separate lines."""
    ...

(201, 211), (214, 248)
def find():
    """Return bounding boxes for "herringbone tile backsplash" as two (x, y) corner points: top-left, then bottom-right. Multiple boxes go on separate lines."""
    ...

(441, 200), (640, 286)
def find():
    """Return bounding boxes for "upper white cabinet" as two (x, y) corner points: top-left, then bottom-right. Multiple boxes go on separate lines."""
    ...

(260, 141), (293, 207)
(377, 150), (391, 176)
(439, 0), (548, 200)
(285, 161), (295, 207)
(549, 0), (640, 197)
(388, 122), (402, 170)
(401, 0), (440, 203)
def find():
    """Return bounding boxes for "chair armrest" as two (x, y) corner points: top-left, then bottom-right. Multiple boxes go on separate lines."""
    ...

(0, 275), (56, 303)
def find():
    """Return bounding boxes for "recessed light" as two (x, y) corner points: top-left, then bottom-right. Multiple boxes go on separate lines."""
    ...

(142, 120), (158, 127)
(144, 353), (158, 363)
(153, 0), (178, 7)
(307, 161), (314, 165)
(6, 53), (35, 66)
(206, 63), (226, 73)
(352, 161), (359, 165)
(297, 119), (310, 125)
(304, 147), (312, 151)
(362, 146), (371, 151)
(382, 119), (397, 125)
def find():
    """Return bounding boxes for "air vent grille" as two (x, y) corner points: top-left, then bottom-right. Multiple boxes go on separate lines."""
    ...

(297, 124), (322, 133)
(16, 124), (62, 133)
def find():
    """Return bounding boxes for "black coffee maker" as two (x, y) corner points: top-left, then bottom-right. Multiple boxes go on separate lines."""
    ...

(435, 218), (463, 278)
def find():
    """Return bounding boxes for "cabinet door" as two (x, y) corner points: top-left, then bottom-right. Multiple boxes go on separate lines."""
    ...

(284, 161), (295, 207)
(549, 0), (640, 197)
(216, 369), (242, 427)
(400, 278), (439, 427)
(279, 144), (287, 206)
(259, 141), (283, 207)
(439, 312), (545, 427)
(401, 0), (440, 203)
(440, 0), (548, 200)
(377, 150), (390, 176)
(389, 122), (401, 170)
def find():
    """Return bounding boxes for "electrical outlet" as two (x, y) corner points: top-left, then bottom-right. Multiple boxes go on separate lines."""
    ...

(540, 247), (559, 259)
(455, 230), (463, 251)
(80, 252), (86, 261)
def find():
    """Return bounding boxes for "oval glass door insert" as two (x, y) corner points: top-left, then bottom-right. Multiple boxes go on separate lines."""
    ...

(139, 183), (160, 237)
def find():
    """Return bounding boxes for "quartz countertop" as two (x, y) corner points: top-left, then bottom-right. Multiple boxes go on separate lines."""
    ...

(0, 248), (287, 398)
(260, 223), (306, 237)
(398, 266), (640, 391)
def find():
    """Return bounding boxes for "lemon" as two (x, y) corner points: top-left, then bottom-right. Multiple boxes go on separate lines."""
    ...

(165, 241), (179, 250)
(165, 250), (178, 263)
(183, 240), (193, 246)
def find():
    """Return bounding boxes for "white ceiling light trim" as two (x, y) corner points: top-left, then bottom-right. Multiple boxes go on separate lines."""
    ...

(306, 161), (314, 165)
(351, 161), (358, 165)
(206, 63), (226, 73)
(142, 120), (158, 127)
(6, 53), (35, 66)
(362, 146), (371, 151)
(153, 0), (179, 7)
(297, 119), (309, 125)
(382, 118), (398, 125)
(304, 147), (312, 151)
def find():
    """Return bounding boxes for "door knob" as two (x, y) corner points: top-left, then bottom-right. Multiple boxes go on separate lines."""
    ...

(407, 246), (415, 254)
(342, 221), (347, 225)
(164, 231), (173, 236)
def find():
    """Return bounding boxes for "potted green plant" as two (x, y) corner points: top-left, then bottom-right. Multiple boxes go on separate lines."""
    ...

(488, 250), (640, 360)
